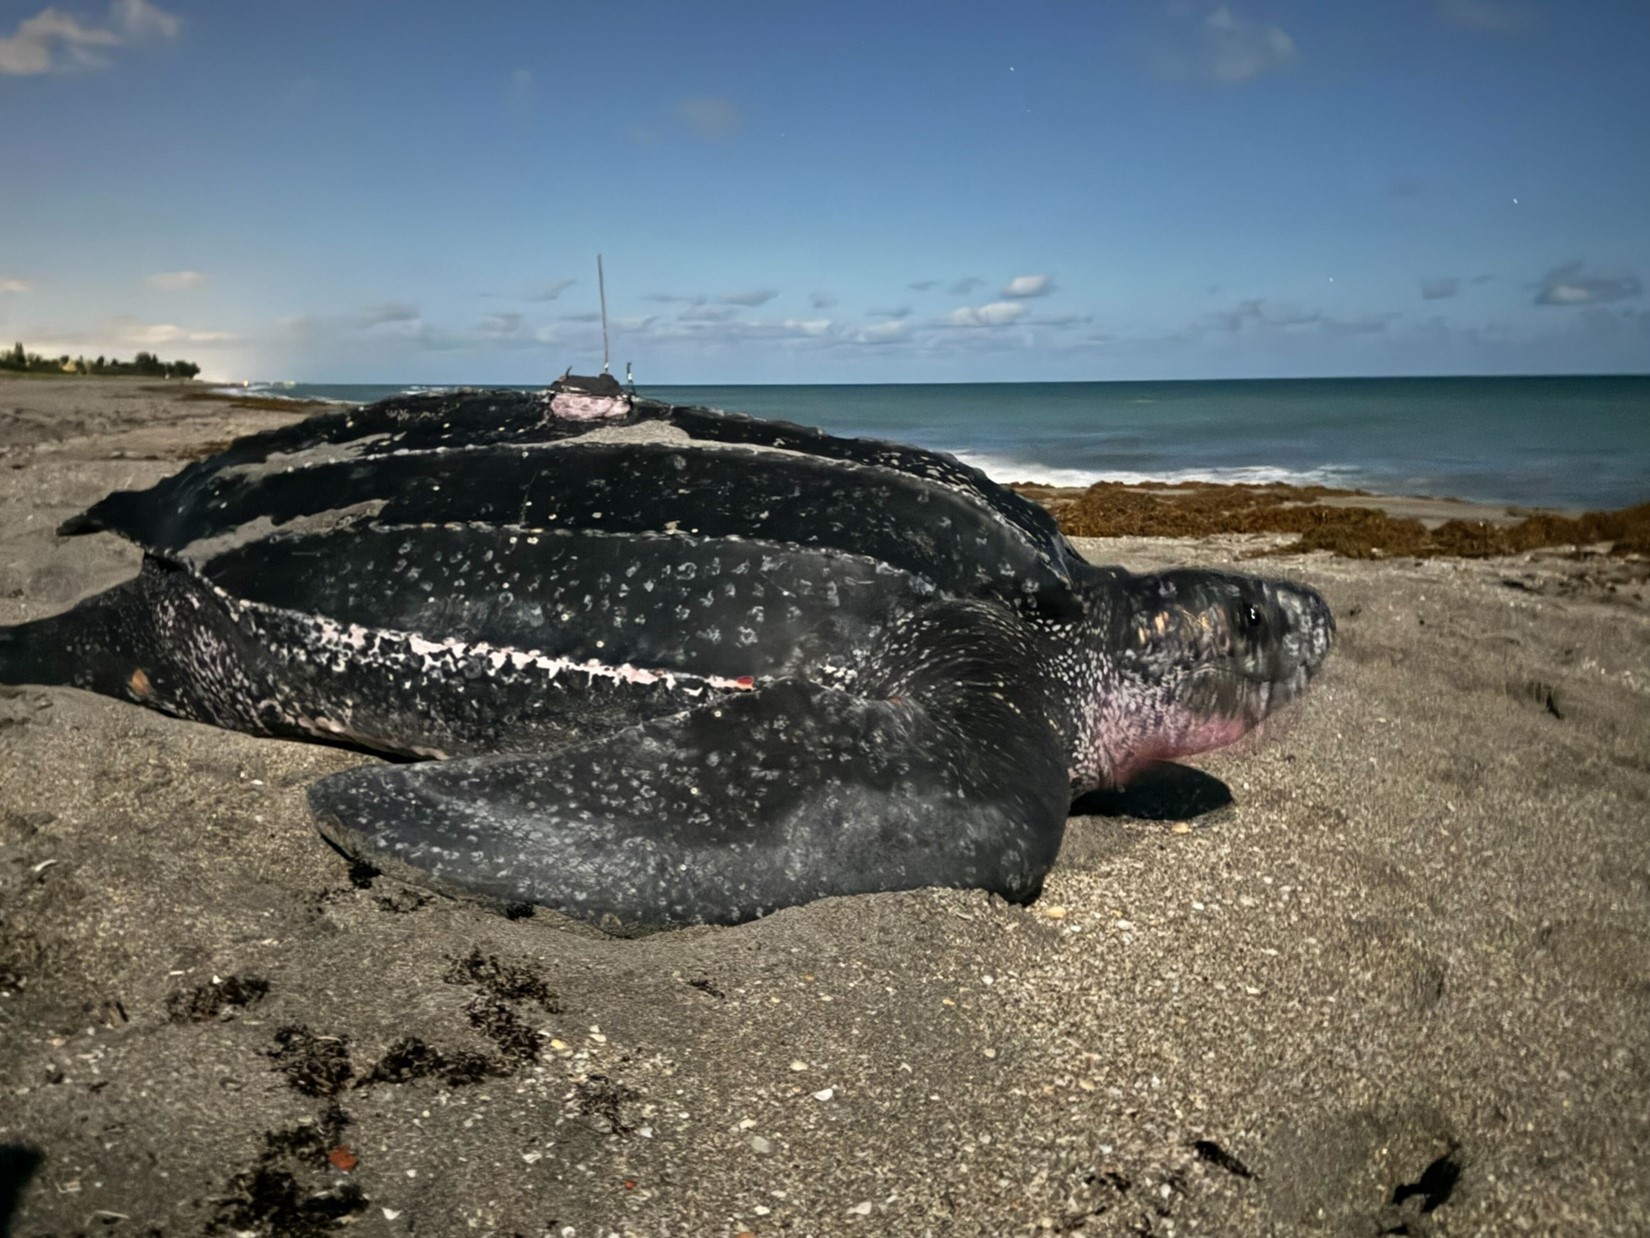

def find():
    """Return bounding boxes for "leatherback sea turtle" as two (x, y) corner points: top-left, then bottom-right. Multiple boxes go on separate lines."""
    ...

(0, 388), (1333, 931)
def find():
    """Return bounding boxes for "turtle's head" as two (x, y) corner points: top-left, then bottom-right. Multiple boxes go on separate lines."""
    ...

(1068, 568), (1333, 792)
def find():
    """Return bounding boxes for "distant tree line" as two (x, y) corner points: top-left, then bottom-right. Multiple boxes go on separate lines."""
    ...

(0, 342), (200, 379)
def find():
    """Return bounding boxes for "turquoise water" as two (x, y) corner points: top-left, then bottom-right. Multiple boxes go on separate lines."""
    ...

(243, 375), (1650, 511)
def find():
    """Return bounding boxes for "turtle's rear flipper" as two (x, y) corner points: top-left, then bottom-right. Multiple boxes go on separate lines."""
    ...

(0, 574), (157, 694)
(309, 679), (1068, 933)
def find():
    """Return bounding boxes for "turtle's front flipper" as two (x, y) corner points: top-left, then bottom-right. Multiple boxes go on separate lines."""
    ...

(309, 676), (1069, 933)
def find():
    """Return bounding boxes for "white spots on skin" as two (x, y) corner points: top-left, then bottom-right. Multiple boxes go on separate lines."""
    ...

(308, 609), (756, 692)
(299, 713), (450, 759)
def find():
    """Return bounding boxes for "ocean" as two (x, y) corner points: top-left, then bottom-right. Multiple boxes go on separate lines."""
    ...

(242, 375), (1650, 512)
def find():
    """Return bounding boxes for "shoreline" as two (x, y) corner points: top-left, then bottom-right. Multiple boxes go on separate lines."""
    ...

(5, 375), (1637, 543)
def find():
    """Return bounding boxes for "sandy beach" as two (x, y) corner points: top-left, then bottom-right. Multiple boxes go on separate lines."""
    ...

(1, 377), (1646, 1236)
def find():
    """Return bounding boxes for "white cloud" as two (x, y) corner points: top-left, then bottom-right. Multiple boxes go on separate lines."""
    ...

(122, 321), (234, 346)
(1198, 297), (1399, 340)
(112, 0), (178, 40)
(640, 313), (841, 351)
(281, 305), (575, 356)
(149, 269), (206, 291)
(908, 280), (939, 292)
(0, 0), (179, 76)
(1155, 5), (1297, 86)
(0, 10), (115, 74)
(1208, 298), (1319, 331)
(679, 304), (738, 322)
(0, 277), (34, 294)
(478, 312), (524, 339)
(853, 320), (910, 345)
(1381, 305), (1650, 372)
(1421, 277), (1460, 300)
(1002, 274), (1054, 299)
(666, 316), (834, 343)
(359, 302), (421, 327)
(720, 288), (779, 307)
(809, 292), (837, 310)
(1321, 312), (1399, 336)
(944, 301), (1027, 328)
(1437, 0), (1538, 33)
(1533, 261), (1642, 306)
(675, 97), (741, 140)
(769, 317), (831, 337)
(526, 279), (575, 302)
(1203, 6), (1296, 83)
(948, 277), (984, 296)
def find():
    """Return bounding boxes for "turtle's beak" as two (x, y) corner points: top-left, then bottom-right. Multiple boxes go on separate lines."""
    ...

(1277, 581), (1334, 681)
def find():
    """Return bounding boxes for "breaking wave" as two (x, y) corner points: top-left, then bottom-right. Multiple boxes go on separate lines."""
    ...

(954, 452), (1367, 491)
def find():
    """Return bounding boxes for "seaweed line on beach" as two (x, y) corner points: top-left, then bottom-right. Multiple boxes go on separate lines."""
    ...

(1014, 480), (1650, 560)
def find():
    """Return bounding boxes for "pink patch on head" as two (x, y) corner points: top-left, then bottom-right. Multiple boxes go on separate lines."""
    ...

(734, 675), (756, 690)
(1169, 714), (1255, 759)
(1112, 713), (1255, 786)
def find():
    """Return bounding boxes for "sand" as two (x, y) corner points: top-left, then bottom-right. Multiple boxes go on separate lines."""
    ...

(1, 376), (1646, 1236)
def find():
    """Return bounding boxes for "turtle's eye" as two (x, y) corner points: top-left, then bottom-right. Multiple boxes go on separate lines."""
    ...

(1241, 603), (1266, 633)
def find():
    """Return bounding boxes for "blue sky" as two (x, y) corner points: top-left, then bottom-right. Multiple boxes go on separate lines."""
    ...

(2, 0), (1647, 383)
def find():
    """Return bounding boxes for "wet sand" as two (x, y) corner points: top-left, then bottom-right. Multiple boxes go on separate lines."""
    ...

(1, 377), (1647, 1235)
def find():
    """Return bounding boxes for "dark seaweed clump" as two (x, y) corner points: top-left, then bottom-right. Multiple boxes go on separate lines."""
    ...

(1012, 481), (1650, 560)
(166, 974), (270, 1023)
(207, 1108), (366, 1237)
(268, 1025), (353, 1098)
(573, 1074), (642, 1135)
(355, 1035), (496, 1088)
(443, 947), (562, 1011)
